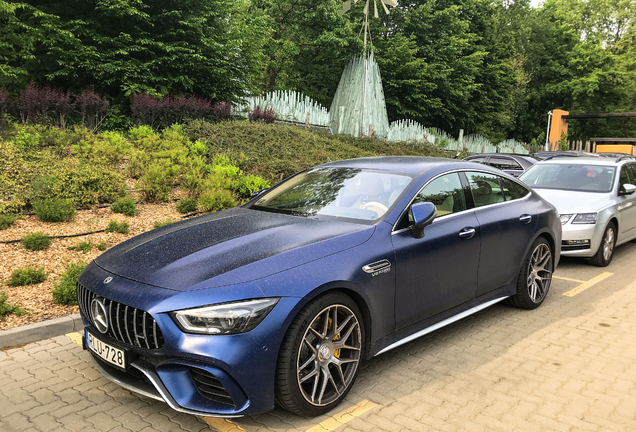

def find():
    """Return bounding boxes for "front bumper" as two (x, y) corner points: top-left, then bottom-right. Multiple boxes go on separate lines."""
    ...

(560, 222), (601, 257)
(77, 264), (302, 416)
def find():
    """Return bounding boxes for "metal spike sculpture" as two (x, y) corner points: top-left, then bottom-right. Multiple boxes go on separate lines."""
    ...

(341, 0), (398, 49)
(330, 0), (398, 138)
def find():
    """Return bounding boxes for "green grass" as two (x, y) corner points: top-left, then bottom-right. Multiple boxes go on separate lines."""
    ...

(185, 120), (461, 183)
(21, 232), (52, 251)
(68, 240), (93, 253)
(52, 262), (87, 306)
(110, 197), (137, 216)
(105, 220), (130, 234)
(154, 220), (174, 229)
(0, 214), (18, 230)
(0, 290), (27, 318)
(8, 266), (47, 286)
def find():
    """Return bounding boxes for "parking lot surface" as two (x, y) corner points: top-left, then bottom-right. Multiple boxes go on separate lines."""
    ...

(2, 243), (636, 432)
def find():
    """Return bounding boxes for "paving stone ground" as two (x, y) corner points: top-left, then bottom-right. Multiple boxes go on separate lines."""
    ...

(2, 243), (636, 432)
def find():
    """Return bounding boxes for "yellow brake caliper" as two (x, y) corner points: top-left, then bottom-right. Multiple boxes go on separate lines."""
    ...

(329, 317), (341, 358)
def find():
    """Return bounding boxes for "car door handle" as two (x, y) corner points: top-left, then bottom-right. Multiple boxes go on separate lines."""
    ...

(459, 228), (476, 239)
(519, 214), (532, 224)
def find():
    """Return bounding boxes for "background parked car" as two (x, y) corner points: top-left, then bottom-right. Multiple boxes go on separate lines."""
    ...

(463, 153), (537, 177)
(520, 156), (636, 266)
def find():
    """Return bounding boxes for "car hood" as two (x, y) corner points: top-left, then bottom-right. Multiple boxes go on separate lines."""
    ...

(94, 207), (373, 291)
(532, 188), (611, 213)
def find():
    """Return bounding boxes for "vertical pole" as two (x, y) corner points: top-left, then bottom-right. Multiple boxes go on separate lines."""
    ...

(545, 111), (552, 151)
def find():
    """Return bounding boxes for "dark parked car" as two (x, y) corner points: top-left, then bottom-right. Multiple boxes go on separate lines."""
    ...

(77, 157), (561, 417)
(463, 153), (537, 177)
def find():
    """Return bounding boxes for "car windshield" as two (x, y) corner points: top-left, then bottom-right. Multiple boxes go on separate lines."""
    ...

(251, 168), (413, 222)
(520, 163), (616, 192)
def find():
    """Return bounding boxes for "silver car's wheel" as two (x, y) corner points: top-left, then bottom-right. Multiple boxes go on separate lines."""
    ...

(506, 237), (553, 309)
(276, 292), (364, 416)
(590, 222), (616, 267)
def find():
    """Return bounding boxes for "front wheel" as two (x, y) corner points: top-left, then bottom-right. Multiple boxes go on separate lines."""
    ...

(589, 222), (616, 267)
(275, 292), (364, 416)
(506, 237), (553, 309)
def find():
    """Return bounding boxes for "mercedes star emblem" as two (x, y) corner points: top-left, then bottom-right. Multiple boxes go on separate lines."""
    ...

(91, 298), (109, 334)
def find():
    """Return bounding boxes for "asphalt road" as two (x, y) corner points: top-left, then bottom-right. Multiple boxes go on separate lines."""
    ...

(2, 242), (636, 432)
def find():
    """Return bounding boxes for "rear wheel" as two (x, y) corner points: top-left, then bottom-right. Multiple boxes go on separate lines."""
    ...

(506, 237), (553, 309)
(275, 292), (364, 416)
(590, 222), (616, 267)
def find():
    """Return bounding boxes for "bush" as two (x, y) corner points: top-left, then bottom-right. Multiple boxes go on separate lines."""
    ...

(8, 266), (47, 287)
(33, 198), (76, 222)
(137, 160), (180, 202)
(52, 262), (86, 306)
(0, 214), (17, 230)
(111, 197), (137, 216)
(248, 106), (277, 123)
(154, 220), (174, 229)
(176, 197), (198, 214)
(0, 291), (26, 318)
(69, 240), (92, 253)
(198, 190), (236, 213)
(105, 220), (130, 234)
(97, 241), (108, 251)
(235, 174), (271, 199)
(21, 232), (52, 251)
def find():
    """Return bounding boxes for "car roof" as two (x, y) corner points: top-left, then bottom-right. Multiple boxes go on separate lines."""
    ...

(535, 156), (625, 166)
(319, 156), (462, 175)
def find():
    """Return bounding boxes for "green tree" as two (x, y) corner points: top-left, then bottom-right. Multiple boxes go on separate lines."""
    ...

(2, 0), (268, 103)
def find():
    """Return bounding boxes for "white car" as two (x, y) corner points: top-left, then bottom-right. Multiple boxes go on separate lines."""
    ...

(520, 156), (636, 266)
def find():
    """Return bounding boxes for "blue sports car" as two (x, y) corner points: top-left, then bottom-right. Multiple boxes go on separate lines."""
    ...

(77, 157), (561, 417)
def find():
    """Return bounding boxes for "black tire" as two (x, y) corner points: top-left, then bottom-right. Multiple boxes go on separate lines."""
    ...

(506, 237), (553, 310)
(275, 292), (364, 416)
(589, 221), (616, 267)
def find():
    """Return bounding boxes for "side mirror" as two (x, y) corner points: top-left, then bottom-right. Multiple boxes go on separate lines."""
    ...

(620, 184), (636, 196)
(411, 202), (437, 239)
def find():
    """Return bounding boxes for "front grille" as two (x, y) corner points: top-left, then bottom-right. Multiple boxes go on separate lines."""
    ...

(189, 368), (235, 406)
(561, 243), (590, 251)
(77, 281), (164, 349)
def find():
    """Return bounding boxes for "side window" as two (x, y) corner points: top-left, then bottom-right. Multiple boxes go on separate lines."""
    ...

(499, 177), (530, 201)
(466, 172), (506, 207)
(488, 157), (522, 170)
(412, 173), (467, 217)
(394, 173), (466, 231)
(624, 163), (636, 186)
(619, 165), (633, 187)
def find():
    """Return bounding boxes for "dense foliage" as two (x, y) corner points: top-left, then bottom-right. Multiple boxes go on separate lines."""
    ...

(1, 0), (634, 142)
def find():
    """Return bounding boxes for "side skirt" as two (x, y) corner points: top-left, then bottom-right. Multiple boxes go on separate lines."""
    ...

(370, 288), (512, 357)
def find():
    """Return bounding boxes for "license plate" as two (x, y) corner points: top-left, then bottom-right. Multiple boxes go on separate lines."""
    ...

(86, 330), (127, 370)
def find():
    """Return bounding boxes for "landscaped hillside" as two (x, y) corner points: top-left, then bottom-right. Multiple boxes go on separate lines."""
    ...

(0, 120), (461, 329)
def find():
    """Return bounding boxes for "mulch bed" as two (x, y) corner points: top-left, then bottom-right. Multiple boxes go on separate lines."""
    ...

(0, 202), (184, 330)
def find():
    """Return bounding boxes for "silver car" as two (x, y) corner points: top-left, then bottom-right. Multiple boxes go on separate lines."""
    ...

(520, 156), (636, 266)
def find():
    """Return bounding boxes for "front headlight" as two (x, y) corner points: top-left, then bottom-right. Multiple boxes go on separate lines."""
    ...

(560, 214), (573, 225)
(171, 298), (279, 335)
(572, 213), (597, 224)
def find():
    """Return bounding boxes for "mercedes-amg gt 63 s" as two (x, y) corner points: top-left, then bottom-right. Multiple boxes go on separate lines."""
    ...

(77, 157), (561, 417)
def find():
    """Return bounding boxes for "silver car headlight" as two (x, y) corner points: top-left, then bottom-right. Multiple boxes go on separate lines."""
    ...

(171, 298), (279, 335)
(572, 213), (597, 224)
(560, 214), (573, 225)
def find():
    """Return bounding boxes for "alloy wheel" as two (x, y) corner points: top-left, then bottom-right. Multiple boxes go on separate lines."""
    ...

(296, 304), (361, 406)
(602, 226), (615, 261)
(527, 242), (552, 303)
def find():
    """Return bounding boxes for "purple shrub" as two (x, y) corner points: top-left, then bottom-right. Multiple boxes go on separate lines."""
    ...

(248, 106), (277, 124)
(14, 84), (41, 124)
(76, 90), (109, 130)
(131, 93), (160, 128)
(212, 101), (232, 122)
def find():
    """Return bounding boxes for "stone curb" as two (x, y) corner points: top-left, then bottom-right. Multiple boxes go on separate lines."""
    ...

(0, 314), (83, 349)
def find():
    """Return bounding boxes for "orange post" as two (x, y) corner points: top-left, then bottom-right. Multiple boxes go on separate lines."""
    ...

(549, 109), (569, 150)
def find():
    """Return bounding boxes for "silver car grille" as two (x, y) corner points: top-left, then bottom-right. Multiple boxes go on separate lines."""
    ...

(77, 282), (164, 350)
